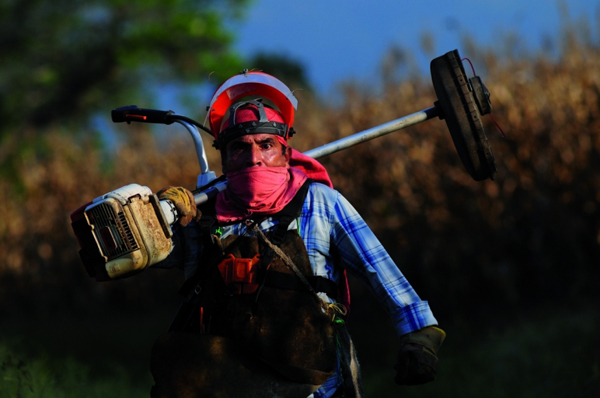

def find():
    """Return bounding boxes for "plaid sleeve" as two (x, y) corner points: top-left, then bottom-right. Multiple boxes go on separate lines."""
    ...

(302, 184), (438, 336)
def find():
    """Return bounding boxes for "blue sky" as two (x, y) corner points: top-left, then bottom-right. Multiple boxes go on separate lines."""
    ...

(232, 0), (599, 97)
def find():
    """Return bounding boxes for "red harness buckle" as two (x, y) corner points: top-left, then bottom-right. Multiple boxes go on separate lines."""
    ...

(217, 254), (261, 294)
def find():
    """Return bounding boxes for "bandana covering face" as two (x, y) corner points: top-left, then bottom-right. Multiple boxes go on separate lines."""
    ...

(214, 104), (333, 223)
(216, 166), (308, 223)
(287, 147), (333, 189)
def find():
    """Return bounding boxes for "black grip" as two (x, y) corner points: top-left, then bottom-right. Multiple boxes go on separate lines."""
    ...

(111, 105), (175, 124)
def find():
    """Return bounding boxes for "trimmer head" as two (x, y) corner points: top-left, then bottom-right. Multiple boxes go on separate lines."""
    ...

(431, 49), (497, 181)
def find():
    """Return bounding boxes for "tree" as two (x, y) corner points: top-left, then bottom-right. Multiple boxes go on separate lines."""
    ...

(0, 0), (250, 136)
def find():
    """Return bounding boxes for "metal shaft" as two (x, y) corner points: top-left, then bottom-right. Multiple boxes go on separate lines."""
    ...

(304, 106), (439, 159)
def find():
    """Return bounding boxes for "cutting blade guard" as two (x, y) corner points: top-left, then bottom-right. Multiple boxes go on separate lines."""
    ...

(431, 49), (497, 181)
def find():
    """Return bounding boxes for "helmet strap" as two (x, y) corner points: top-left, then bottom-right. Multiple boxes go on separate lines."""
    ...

(215, 100), (289, 149)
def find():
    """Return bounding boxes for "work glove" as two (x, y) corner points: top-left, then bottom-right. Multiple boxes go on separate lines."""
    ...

(157, 186), (201, 227)
(394, 326), (446, 385)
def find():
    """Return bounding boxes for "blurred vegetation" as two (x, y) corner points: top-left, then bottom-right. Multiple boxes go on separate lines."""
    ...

(0, 0), (249, 134)
(2, 4), (600, 396)
(3, 305), (597, 397)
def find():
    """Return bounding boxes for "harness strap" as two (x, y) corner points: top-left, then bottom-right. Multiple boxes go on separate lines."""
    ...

(251, 178), (315, 302)
(252, 225), (319, 298)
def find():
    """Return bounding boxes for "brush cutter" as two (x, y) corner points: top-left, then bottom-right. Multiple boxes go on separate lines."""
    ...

(70, 49), (498, 281)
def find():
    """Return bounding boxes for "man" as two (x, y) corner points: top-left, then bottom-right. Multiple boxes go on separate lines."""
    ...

(150, 72), (445, 398)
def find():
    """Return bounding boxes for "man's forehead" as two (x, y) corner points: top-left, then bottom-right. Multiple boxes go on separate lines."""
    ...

(228, 134), (279, 145)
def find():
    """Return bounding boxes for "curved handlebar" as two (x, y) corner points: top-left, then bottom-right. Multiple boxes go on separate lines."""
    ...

(111, 105), (212, 135)
(112, 105), (175, 125)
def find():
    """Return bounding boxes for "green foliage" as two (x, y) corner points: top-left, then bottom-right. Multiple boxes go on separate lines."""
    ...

(0, 311), (173, 398)
(0, 344), (152, 397)
(0, 0), (250, 135)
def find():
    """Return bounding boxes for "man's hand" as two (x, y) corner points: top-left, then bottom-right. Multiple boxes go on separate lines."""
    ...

(157, 186), (201, 227)
(394, 326), (446, 385)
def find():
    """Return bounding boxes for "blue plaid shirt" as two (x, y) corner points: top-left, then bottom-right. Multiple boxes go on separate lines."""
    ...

(158, 182), (438, 397)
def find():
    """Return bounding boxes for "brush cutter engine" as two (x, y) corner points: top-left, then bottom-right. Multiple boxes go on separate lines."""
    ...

(70, 184), (179, 281)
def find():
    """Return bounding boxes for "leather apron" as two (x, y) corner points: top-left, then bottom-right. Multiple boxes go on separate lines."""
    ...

(150, 229), (339, 398)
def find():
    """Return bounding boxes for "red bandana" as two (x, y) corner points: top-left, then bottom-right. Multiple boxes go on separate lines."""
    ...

(215, 166), (307, 223)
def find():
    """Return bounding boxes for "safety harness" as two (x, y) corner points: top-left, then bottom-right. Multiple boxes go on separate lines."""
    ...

(171, 179), (339, 330)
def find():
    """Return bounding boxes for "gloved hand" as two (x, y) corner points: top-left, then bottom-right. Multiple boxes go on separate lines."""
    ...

(157, 186), (201, 227)
(394, 326), (446, 385)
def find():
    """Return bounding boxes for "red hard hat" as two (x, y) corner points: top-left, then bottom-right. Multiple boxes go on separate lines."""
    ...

(206, 71), (297, 140)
